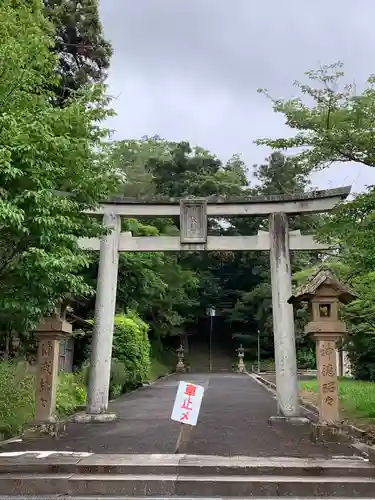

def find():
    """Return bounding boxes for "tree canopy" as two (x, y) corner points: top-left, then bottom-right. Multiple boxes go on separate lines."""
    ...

(0, 0), (120, 334)
(43, 0), (112, 104)
(256, 62), (375, 171)
(257, 62), (375, 379)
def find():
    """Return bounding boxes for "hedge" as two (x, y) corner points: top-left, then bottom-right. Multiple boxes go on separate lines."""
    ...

(110, 312), (151, 397)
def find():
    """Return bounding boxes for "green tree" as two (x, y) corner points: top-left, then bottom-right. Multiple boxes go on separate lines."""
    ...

(0, 0), (120, 335)
(227, 152), (319, 363)
(147, 141), (248, 198)
(256, 62), (375, 171)
(109, 136), (173, 198)
(256, 63), (375, 378)
(254, 151), (310, 195)
(43, 0), (112, 104)
(105, 138), (252, 352)
(116, 219), (200, 341)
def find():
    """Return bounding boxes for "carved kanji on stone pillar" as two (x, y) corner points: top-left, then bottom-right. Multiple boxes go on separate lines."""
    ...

(24, 312), (72, 438)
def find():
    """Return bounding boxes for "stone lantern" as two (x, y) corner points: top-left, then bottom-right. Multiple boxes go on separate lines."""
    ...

(176, 344), (186, 372)
(288, 268), (355, 425)
(237, 344), (245, 373)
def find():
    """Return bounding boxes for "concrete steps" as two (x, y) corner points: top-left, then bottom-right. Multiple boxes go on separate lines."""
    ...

(0, 453), (375, 497)
(188, 350), (233, 373)
(1, 498), (373, 500)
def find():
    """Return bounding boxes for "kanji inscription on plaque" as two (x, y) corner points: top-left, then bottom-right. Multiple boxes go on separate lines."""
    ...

(180, 199), (207, 244)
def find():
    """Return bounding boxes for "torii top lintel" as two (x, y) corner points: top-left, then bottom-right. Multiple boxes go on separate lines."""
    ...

(88, 186), (351, 217)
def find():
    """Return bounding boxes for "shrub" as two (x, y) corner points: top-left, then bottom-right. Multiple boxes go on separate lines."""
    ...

(296, 348), (316, 369)
(109, 359), (128, 399)
(56, 371), (86, 416)
(0, 360), (34, 439)
(0, 360), (86, 439)
(347, 330), (375, 382)
(112, 312), (151, 390)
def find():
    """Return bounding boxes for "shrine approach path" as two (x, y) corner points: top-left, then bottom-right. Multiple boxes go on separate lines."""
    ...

(0, 373), (356, 457)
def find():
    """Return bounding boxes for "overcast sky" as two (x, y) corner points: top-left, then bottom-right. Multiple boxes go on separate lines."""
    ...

(99, 0), (375, 194)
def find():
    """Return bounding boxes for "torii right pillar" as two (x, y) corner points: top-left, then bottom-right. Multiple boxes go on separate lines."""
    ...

(269, 213), (300, 419)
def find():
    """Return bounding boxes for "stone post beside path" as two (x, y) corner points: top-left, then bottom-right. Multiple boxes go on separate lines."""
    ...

(313, 333), (341, 423)
(23, 315), (72, 438)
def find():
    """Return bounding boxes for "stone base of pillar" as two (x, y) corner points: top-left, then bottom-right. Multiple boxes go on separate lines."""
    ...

(237, 359), (246, 373)
(22, 419), (66, 439)
(268, 415), (310, 426)
(176, 360), (186, 373)
(70, 412), (117, 424)
(310, 422), (343, 443)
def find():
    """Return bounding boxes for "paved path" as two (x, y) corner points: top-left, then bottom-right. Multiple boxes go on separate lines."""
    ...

(0, 374), (356, 457)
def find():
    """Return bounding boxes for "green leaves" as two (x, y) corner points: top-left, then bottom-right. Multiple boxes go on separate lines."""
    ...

(256, 62), (375, 171)
(112, 312), (151, 388)
(255, 62), (375, 377)
(107, 138), (251, 340)
(0, 1), (120, 333)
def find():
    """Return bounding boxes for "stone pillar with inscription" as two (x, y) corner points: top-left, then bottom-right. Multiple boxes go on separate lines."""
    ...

(314, 333), (341, 423)
(24, 314), (72, 438)
(288, 268), (355, 437)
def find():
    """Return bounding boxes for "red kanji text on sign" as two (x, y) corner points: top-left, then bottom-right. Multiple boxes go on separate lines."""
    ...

(171, 381), (205, 426)
(180, 396), (193, 411)
(184, 383), (197, 397)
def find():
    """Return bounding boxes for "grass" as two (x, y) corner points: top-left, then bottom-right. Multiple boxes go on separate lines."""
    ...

(147, 349), (177, 382)
(299, 378), (375, 422)
(147, 358), (170, 381)
(246, 359), (276, 372)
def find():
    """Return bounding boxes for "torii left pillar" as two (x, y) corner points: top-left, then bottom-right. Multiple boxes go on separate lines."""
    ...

(84, 212), (121, 421)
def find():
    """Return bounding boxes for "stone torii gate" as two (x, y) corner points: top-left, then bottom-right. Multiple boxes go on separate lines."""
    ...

(79, 186), (351, 421)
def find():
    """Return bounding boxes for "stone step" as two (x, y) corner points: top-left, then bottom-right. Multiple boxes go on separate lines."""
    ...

(1, 472), (375, 497)
(0, 498), (373, 500)
(0, 454), (374, 497)
(0, 454), (373, 476)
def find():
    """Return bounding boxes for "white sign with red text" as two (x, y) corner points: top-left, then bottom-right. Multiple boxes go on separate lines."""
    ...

(171, 381), (204, 426)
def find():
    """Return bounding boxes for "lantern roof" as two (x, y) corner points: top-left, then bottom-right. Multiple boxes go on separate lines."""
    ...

(288, 267), (356, 305)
